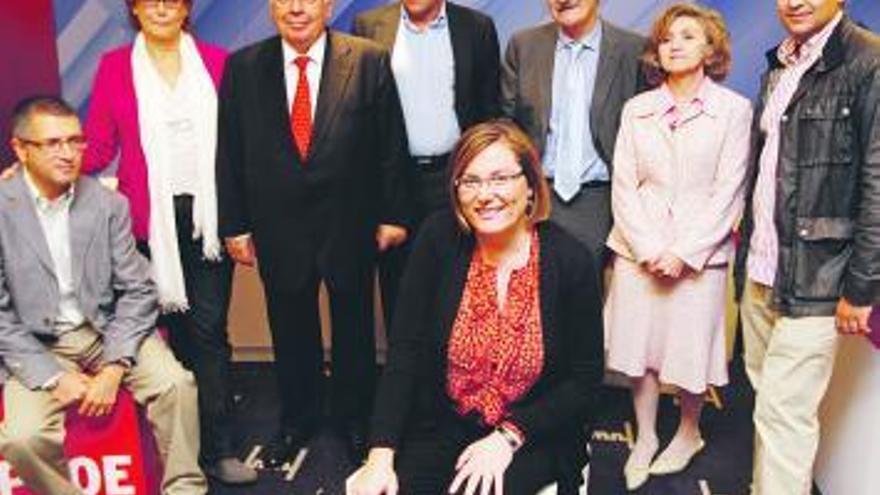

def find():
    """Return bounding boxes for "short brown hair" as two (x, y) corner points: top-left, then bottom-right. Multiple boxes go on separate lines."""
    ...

(448, 119), (551, 232)
(125, 0), (193, 31)
(11, 95), (78, 138)
(642, 3), (731, 86)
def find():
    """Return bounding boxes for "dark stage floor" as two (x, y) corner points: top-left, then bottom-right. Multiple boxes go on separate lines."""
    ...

(206, 358), (773, 495)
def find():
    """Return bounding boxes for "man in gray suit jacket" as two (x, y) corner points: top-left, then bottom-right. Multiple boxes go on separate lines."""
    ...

(0, 96), (204, 495)
(502, 0), (645, 272)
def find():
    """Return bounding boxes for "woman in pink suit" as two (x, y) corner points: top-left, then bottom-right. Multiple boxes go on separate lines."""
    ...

(604, 3), (752, 491)
(84, 0), (255, 485)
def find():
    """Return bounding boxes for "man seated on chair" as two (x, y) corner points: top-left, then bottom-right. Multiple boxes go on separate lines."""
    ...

(0, 96), (206, 495)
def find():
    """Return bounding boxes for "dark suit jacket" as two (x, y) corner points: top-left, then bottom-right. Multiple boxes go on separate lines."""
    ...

(501, 20), (646, 169)
(369, 212), (605, 485)
(353, 1), (501, 131)
(0, 174), (157, 388)
(216, 31), (410, 291)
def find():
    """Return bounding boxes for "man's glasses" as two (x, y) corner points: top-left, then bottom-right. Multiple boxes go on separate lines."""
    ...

(18, 136), (87, 155)
(138, 0), (186, 9)
(272, 0), (321, 7)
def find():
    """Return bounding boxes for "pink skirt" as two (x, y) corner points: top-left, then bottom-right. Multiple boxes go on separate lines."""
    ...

(605, 256), (729, 394)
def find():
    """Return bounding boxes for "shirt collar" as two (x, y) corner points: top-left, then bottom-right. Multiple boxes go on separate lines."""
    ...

(656, 77), (716, 116)
(282, 31), (327, 69)
(22, 167), (75, 212)
(400, 2), (448, 33)
(776, 11), (843, 67)
(556, 20), (602, 52)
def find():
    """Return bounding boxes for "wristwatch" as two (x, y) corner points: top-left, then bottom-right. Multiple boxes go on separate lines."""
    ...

(496, 424), (524, 452)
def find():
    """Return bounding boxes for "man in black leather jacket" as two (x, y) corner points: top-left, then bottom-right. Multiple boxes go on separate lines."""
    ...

(735, 1), (879, 494)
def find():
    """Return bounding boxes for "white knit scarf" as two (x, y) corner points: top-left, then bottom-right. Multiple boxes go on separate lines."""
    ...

(131, 33), (221, 312)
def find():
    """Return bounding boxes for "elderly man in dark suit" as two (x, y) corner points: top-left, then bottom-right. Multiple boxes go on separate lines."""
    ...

(502, 0), (644, 273)
(0, 96), (204, 495)
(216, 0), (410, 465)
(352, 0), (500, 332)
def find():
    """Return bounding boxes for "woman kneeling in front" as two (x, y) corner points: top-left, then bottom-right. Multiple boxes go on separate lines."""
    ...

(348, 120), (605, 495)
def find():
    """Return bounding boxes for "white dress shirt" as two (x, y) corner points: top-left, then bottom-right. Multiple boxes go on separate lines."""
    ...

(283, 33), (327, 120)
(23, 170), (86, 334)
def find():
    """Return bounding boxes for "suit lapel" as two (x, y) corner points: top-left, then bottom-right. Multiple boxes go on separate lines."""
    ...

(311, 32), (355, 158)
(534, 25), (558, 139)
(375, 7), (401, 52)
(68, 180), (99, 290)
(4, 174), (55, 276)
(261, 37), (304, 167)
(447, 3), (468, 110)
(590, 21), (622, 133)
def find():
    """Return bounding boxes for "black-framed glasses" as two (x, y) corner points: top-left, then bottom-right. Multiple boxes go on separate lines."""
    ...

(455, 171), (525, 195)
(138, 0), (186, 9)
(18, 136), (87, 155)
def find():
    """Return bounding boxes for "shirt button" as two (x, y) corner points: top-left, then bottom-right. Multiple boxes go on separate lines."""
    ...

(781, 114), (789, 123)
(841, 107), (850, 117)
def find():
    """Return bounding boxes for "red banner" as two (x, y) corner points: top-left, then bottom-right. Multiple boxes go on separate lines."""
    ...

(0, 389), (158, 495)
(0, 0), (60, 167)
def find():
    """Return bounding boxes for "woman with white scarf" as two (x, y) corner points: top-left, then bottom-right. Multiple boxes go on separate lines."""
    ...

(83, 0), (255, 485)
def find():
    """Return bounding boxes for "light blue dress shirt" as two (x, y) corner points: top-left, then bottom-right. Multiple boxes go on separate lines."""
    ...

(390, 3), (461, 157)
(544, 23), (608, 201)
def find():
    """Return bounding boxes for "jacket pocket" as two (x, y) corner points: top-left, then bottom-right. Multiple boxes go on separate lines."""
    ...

(796, 97), (854, 166)
(792, 217), (853, 300)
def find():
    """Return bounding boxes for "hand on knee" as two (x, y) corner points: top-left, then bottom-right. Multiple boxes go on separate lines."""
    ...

(347, 447), (398, 495)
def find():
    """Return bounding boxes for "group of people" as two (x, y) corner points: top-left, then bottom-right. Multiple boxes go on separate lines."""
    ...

(0, 1), (876, 495)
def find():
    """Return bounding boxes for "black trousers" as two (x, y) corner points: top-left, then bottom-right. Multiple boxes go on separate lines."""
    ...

(377, 161), (450, 331)
(138, 195), (235, 462)
(395, 415), (565, 495)
(259, 261), (376, 432)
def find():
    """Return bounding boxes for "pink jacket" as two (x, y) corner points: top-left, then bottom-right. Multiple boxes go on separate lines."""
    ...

(606, 80), (753, 270)
(84, 41), (227, 241)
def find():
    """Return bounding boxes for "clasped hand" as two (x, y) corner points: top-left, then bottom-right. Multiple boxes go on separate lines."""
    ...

(644, 251), (686, 279)
(51, 364), (126, 417)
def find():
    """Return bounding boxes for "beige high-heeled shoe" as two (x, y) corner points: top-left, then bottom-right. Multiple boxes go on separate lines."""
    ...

(649, 438), (706, 476)
(623, 452), (652, 491)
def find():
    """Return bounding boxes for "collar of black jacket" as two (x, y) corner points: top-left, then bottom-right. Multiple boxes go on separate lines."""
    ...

(764, 15), (849, 73)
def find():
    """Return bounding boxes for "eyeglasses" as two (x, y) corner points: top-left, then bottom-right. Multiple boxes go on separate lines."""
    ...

(18, 136), (87, 155)
(138, 0), (186, 9)
(272, 0), (321, 7)
(455, 171), (525, 196)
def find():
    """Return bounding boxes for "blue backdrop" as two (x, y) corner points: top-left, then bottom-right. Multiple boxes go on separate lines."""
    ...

(54, 0), (879, 115)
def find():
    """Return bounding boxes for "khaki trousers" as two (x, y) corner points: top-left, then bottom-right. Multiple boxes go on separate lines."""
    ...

(740, 281), (839, 495)
(0, 325), (206, 495)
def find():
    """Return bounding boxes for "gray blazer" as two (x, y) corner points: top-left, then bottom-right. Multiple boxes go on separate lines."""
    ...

(501, 20), (646, 168)
(0, 173), (157, 389)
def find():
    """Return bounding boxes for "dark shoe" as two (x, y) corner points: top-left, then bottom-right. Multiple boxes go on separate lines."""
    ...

(260, 429), (311, 469)
(345, 423), (368, 463)
(205, 457), (258, 485)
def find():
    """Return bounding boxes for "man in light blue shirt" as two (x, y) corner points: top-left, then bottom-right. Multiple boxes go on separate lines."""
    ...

(354, 0), (500, 328)
(502, 0), (645, 274)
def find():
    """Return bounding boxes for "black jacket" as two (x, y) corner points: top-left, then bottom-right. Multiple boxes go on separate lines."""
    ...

(369, 213), (604, 488)
(735, 17), (880, 316)
(215, 32), (410, 292)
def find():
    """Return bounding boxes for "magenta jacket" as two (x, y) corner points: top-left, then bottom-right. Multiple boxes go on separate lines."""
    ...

(84, 41), (227, 241)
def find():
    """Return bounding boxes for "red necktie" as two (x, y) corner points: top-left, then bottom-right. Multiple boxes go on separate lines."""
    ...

(291, 56), (312, 161)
